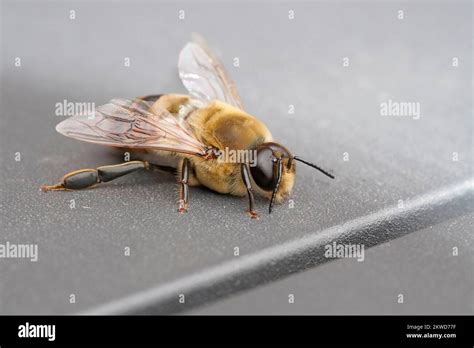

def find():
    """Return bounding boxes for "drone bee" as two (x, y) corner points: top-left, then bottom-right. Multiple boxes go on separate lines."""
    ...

(41, 34), (334, 218)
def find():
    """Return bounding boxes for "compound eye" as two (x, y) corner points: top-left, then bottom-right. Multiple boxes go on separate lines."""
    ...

(250, 147), (275, 191)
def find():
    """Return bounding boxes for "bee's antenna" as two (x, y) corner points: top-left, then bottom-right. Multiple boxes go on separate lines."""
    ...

(269, 158), (283, 214)
(293, 156), (335, 179)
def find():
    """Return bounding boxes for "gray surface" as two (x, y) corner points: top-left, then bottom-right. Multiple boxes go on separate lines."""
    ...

(191, 213), (474, 315)
(0, 1), (472, 314)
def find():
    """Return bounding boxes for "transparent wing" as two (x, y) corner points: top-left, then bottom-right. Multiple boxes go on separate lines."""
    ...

(178, 33), (244, 109)
(55, 98), (208, 156)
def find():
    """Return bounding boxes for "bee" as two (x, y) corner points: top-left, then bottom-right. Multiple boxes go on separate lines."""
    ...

(41, 34), (334, 218)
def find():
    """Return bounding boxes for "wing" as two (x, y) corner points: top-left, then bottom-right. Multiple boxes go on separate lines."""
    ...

(55, 98), (208, 156)
(178, 33), (244, 110)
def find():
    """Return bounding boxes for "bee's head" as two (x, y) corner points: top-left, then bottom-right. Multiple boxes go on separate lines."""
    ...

(250, 142), (334, 213)
(250, 142), (295, 212)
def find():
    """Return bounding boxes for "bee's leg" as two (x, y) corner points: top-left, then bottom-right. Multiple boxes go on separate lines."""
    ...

(40, 161), (149, 192)
(241, 164), (259, 219)
(178, 158), (190, 213)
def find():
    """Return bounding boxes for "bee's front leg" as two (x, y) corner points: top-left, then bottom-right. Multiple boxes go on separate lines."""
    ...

(178, 158), (190, 214)
(241, 164), (259, 219)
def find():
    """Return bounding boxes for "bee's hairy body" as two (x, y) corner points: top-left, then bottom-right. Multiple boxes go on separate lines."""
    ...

(133, 94), (295, 203)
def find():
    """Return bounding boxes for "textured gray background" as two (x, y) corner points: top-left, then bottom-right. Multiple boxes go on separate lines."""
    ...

(0, 1), (472, 314)
(191, 213), (474, 315)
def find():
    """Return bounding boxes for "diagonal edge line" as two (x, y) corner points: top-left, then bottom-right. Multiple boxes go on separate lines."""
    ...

(80, 179), (474, 315)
